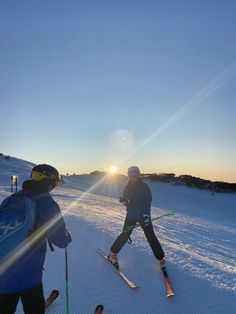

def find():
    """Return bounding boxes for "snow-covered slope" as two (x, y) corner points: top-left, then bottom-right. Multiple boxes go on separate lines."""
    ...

(0, 157), (236, 313)
(0, 154), (35, 188)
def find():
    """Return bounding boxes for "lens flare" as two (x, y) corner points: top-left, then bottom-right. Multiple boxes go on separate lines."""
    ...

(109, 129), (135, 151)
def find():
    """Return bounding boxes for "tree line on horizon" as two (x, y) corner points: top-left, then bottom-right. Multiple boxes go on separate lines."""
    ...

(142, 173), (236, 193)
(89, 170), (236, 193)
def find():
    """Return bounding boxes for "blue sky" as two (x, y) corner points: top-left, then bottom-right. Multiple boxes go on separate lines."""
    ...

(0, 1), (236, 182)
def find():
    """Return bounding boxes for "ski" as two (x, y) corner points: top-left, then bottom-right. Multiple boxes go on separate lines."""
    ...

(98, 249), (139, 289)
(160, 266), (174, 297)
(94, 304), (104, 313)
(45, 289), (59, 309)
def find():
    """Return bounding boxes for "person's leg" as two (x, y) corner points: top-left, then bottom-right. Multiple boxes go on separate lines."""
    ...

(142, 222), (165, 260)
(110, 219), (136, 254)
(21, 284), (45, 314)
(0, 292), (20, 314)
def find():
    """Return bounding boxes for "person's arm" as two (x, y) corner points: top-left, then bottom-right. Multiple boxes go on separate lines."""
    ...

(142, 184), (152, 215)
(119, 185), (130, 206)
(43, 198), (71, 248)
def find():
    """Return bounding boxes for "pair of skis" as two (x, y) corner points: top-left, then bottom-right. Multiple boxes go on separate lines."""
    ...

(98, 249), (174, 298)
(45, 252), (173, 314)
(45, 290), (104, 313)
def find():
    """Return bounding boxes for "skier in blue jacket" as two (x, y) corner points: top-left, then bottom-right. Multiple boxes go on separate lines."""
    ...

(0, 164), (71, 314)
(108, 166), (165, 269)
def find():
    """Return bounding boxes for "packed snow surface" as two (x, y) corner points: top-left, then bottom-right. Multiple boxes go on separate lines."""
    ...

(0, 157), (235, 313)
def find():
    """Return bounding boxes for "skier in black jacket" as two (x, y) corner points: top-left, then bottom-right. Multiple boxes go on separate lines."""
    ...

(108, 166), (165, 269)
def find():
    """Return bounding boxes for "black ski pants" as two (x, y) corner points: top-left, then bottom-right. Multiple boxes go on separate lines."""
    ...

(0, 284), (45, 314)
(110, 218), (165, 260)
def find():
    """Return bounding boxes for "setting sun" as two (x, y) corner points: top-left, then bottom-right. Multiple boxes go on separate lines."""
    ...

(110, 165), (117, 174)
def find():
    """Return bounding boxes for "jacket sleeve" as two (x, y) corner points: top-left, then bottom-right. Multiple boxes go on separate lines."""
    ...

(41, 197), (70, 248)
(123, 185), (128, 199)
(142, 184), (152, 215)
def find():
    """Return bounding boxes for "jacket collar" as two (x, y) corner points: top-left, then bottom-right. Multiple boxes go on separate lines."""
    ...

(22, 180), (51, 193)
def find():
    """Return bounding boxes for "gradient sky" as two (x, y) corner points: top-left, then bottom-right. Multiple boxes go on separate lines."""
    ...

(0, 1), (236, 182)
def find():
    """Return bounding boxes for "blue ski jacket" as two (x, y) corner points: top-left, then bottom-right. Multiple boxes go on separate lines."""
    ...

(123, 178), (152, 221)
(0, 180), (70, 294)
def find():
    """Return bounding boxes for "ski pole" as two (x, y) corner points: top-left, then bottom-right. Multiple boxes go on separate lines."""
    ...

(124, 211), (176, 233)
(65, 247), (69, 314)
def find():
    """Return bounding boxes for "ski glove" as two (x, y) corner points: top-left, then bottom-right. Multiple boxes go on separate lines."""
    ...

(141, 214), (151, 227)
(119, 197), (129, 206)
(65, 229), (72, 243)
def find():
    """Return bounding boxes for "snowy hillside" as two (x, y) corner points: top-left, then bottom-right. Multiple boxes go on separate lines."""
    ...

(0, 154), (35, 188)
(0, 157), (236, 313)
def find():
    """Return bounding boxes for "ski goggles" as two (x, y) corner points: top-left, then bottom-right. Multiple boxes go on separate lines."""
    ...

(31, 170), (61, 184)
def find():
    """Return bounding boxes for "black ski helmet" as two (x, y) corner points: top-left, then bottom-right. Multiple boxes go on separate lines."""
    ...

(31, 164), (60, 187)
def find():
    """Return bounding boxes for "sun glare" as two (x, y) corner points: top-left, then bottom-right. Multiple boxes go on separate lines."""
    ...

(110, 165), (117, 174)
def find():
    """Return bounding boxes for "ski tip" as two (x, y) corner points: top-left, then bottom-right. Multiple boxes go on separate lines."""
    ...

(45, 290), (59, 309)
(132, 286), (140, 289)
(50, 290), (59, 299)
(130, 284), (140, 289)
(95, 304), (104, 313)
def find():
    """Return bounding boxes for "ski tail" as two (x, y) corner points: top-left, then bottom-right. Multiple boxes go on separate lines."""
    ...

(95, 304), (104, 313)
(161, 266), (174, 297)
